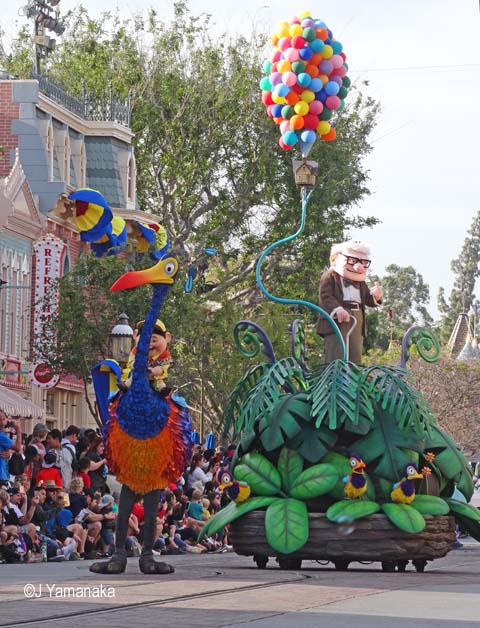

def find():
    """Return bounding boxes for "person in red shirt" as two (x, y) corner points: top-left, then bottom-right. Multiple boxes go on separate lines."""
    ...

(35, 452), (63, 488)
(76, 457), (92, 489)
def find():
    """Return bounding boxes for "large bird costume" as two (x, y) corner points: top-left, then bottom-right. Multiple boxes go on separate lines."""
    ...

(90, 257), (192, 575)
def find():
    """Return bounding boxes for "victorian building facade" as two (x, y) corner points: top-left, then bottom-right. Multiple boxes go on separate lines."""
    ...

(0, 75), (153, 432)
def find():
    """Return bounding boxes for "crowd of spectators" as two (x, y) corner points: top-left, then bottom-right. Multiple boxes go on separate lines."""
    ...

(0, 408), (236, 564)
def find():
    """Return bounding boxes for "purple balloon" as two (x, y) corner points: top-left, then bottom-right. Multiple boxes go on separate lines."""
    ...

(330, 75), (343, 86)
(319, 60), (334, 75)
(270, 72), (283, 86)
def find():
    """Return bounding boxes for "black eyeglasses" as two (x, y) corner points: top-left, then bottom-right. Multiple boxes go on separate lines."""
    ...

(340, 253), (371, 268)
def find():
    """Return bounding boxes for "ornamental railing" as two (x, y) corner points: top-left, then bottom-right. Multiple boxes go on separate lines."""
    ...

(31, 73), (131, 127)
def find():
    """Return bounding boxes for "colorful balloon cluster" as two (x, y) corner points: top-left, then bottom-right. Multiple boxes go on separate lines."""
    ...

(260, 11), (351, 156)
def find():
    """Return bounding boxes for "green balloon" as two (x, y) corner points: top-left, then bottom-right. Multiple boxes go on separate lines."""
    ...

(338, 86), (348, 99)
(291, 61), (306, 75)
(319, 107), (333, 121)
(281, 105), (295, 119)
(302, 27), (316, 42)
(260, 76), (272, 91)
(342, 76), (351, 88)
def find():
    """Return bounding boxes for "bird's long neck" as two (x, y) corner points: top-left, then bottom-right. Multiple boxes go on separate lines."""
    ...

(132, 284), (169, 382)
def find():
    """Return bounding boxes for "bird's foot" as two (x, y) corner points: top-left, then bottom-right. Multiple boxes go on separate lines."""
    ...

(139, 550), (174, 575)
(89, 549), (127, 574)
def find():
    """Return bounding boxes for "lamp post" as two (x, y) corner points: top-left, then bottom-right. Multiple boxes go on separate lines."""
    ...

(110, 313), (133, 365)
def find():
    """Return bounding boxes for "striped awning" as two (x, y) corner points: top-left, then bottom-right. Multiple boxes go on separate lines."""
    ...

(0, 384), (44, 419)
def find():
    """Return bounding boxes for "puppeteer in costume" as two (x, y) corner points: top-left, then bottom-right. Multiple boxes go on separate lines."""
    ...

(90, 257), (191, 575)
(316, 240), (383, 364)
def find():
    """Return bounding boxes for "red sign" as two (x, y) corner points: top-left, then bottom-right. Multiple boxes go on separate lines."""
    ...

(29, 362), (60, 389)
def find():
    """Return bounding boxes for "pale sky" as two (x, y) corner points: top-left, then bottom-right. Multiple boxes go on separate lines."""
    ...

(2, 1), (480, 319)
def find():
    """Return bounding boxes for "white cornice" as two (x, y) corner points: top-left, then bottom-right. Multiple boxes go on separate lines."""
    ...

(37, 93), (134, 144)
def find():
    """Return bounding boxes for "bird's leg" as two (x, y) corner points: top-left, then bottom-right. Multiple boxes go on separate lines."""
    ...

(139, 489), (174, 575)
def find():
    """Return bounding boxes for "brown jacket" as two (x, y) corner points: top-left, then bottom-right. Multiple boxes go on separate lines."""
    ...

(316, 269), (380, 337)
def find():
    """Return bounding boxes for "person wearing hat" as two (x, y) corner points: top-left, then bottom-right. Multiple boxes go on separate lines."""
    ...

(122, 319), (172, 393)
(0, 410), (23, 482)
(97, 493), (116, 558)
(35, 452), (63, 489)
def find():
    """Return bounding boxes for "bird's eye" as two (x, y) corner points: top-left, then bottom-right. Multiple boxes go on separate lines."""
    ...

(406, 465), (416, 475)
(350, 458), (357, 467)
(221, 473), (231, 484)
(164, 260), (178, 276)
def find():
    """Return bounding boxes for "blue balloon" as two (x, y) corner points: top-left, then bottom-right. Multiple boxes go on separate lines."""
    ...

(300, 129), (316, 143)
(298, 46), (313, 61)
(282, 130), (298, 146)
(309, 77), (323, 92)
(325, 81), (340, 96)
(317, 91), (327, 103)
(310, 39), (325, 53)
(272, 104), (284, 117)
(297, 72), (312, 87)
(273, 83), (290, 97)
(331, 40), (343, 54)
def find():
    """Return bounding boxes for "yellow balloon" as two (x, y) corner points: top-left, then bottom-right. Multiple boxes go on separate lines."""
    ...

(289, 24), (303, 37)
(322, 45), (334, 59)
(317, 121), (331, 135)
(277, 60), (292, 73)
(318, 74), (329, 85)
(300, 89), (315, 103)
(298, 10), (312, 18)
(294, 101), (309, 116)
(272, 94), (287, 104)
(277, 23), (290, 39)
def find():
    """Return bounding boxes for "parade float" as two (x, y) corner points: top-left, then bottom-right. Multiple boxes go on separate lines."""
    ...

(199, 11), (480, 572)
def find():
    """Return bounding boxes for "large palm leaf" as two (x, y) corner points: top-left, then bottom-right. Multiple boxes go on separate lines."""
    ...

(360, 365), (435, 437)
(308, 360), (374, 430)
(223, 363), (269, 437)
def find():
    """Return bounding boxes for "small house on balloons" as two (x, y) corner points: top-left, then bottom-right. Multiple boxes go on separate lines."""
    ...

(292, 159), (318, 187)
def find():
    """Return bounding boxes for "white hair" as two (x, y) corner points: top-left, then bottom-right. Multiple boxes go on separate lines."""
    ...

(330, 240), (371, 262)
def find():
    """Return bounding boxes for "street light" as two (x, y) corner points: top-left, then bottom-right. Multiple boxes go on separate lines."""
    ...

(110, 313), (133, 365)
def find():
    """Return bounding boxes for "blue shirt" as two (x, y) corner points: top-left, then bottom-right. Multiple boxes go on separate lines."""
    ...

(0, 431), (14, 480)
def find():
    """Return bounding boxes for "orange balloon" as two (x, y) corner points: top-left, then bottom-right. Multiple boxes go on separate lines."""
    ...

(318, 74), (329, 85)
(290, 114), (305, 130)
(316, 28), (328, 41)
(285, 91), (300, 105)
(310, 53), (323, 66)
(270, 34), (279, 46)
(322, 128), (337, 142)
(306, 64), (320, 78)
(273, 117), (284, 125)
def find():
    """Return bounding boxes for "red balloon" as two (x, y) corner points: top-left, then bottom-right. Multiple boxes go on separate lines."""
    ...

(292, 84), (305, 94)
(303, 113), (320, 130)
(262, 91), (274, 106)
(291, 35), (305, 49)
(279, 137), (293, 150)
(266, 105), (275, 118)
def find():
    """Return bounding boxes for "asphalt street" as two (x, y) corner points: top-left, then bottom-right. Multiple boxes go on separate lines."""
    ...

(0, 538), (479, 628)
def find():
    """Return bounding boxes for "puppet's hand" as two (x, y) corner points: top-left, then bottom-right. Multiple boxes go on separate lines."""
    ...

(335, 307), (350, 323)
(148, 365), (164, 377)
(370, 283), (383, 302)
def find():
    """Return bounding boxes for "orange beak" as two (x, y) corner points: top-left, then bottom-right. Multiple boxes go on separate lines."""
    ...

(110, 257), (178, 292)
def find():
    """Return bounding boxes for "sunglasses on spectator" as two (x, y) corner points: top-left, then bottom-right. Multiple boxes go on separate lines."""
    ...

(340, 253), (371, 268)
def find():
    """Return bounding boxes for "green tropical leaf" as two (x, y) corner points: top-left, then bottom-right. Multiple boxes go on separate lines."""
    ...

(286, 421), (337, 463)
(410, 495), (450, 516)
(198, 496), (278, 541)
(342, 413), (374, 435)
(423, 426), (474, 501)
(360, 365), (434, 436)
(445, 499), (480, 522)
(265, 498), (309, 554)
(308, 360), (374, 430)
(322, 451), (375, 500)
(381, 502), (426, 533)
(277, 447), (304, 493)
(234, 452), (283, 496)
(258, 392), (310, 452)
(289, 463), (339, 499)
(351, 404), (425, 482)
(326, 499), (380, 523)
